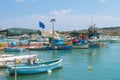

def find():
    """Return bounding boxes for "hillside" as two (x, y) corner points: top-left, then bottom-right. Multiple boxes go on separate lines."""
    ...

(0, 27), (120, 36)
(102, 27), (120, 36)
(59, 26), (120, 36)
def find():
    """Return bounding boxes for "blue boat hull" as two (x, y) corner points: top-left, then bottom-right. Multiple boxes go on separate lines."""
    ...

(8, 59), (62, 75)
(48, 46), (72, 50)
(5, 47), (25, 52)
(72, 44), (89, 49)
(89, 43), (100, 48)
(28, 46), (72, 50)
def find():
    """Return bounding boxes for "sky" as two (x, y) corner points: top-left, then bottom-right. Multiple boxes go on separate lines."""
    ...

(0, 0), (120, 31)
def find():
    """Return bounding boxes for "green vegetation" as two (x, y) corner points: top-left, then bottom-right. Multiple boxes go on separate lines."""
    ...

(0, 28), (41, 36)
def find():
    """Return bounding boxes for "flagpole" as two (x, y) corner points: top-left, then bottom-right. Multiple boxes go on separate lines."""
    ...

(50, 18), (56, 37)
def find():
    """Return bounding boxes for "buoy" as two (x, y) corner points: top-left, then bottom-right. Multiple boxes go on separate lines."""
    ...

(54, 46), (57, 49)
(48, 70), (52, 74)
(101, 42), (106, 47)
(88, 66), (92, 71)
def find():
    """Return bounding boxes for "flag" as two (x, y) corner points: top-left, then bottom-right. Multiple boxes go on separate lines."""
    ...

(39, 21), (45, 29)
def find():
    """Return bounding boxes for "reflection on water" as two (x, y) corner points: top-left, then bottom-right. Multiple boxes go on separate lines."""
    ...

(0, 69), (9, 80)
(88, 48), (101, 64)
(1, 43), (120, 80)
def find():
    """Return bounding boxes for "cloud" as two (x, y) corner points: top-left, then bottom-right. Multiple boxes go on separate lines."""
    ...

(50, 9), (74, 15)
(1, 14), (120, 31)
(0, 14), (50, 30)
(103, 16), (112, 20)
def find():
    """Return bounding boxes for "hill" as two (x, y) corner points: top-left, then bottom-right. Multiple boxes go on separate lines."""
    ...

(102, 27), (120, 36)
(0, 26), (120, 36)
(59, 26), (120, 36)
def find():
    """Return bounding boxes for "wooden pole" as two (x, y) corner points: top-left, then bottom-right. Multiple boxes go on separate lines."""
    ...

(14, 58), (17, 80)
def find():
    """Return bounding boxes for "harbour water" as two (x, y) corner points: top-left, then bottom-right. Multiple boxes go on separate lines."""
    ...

(0, 42), (120, 80)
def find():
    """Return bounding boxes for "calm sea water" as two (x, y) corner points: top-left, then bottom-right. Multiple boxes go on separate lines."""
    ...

(0, 42), (120, 80)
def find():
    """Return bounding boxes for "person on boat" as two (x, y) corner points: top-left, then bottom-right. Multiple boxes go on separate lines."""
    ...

(80, 34), (84, 39)
(27, 40), (30, 46)
(8, 42), (11, 47)
(28, 58), (34, 65)
(80, 34), (86, 40)
(49, 37), (53, 45)
(72, 37), (78, 44)
(33, 58), (39, 64)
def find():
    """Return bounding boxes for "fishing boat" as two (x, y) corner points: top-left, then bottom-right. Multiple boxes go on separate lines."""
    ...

(48, 45), (72, 50)
(109, 37), (120, 43)
(8, 58), (63, 75)
(4, 47), (25, 52)
(27, 46), (48, 50)
(72, 44), (89, 49)
(28, 45), (72, 50)
(49, 39), (72, 50)
(71, 38), (88, 49)
(0, 54), (37, 68)
(0, 54), (14, 58)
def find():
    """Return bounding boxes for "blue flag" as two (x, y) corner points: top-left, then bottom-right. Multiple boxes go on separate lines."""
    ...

(39, 21), (45, 29)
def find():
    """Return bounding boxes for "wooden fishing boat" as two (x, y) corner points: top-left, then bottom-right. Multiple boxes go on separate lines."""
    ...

(4, 47), (25, 52)
(8, 58), (63, 75)
(28, 45), (72, 50)
(0, 54), (14, 58)
(49, 39), (72, 50)
(49, 45), (72, 50)
(72, 44), (89, 49)
(0, 54), (37, 68)
(27, 46), (48, 50)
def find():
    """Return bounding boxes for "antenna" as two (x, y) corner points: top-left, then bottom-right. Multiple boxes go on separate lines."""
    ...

(90, 16), (93, 26)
